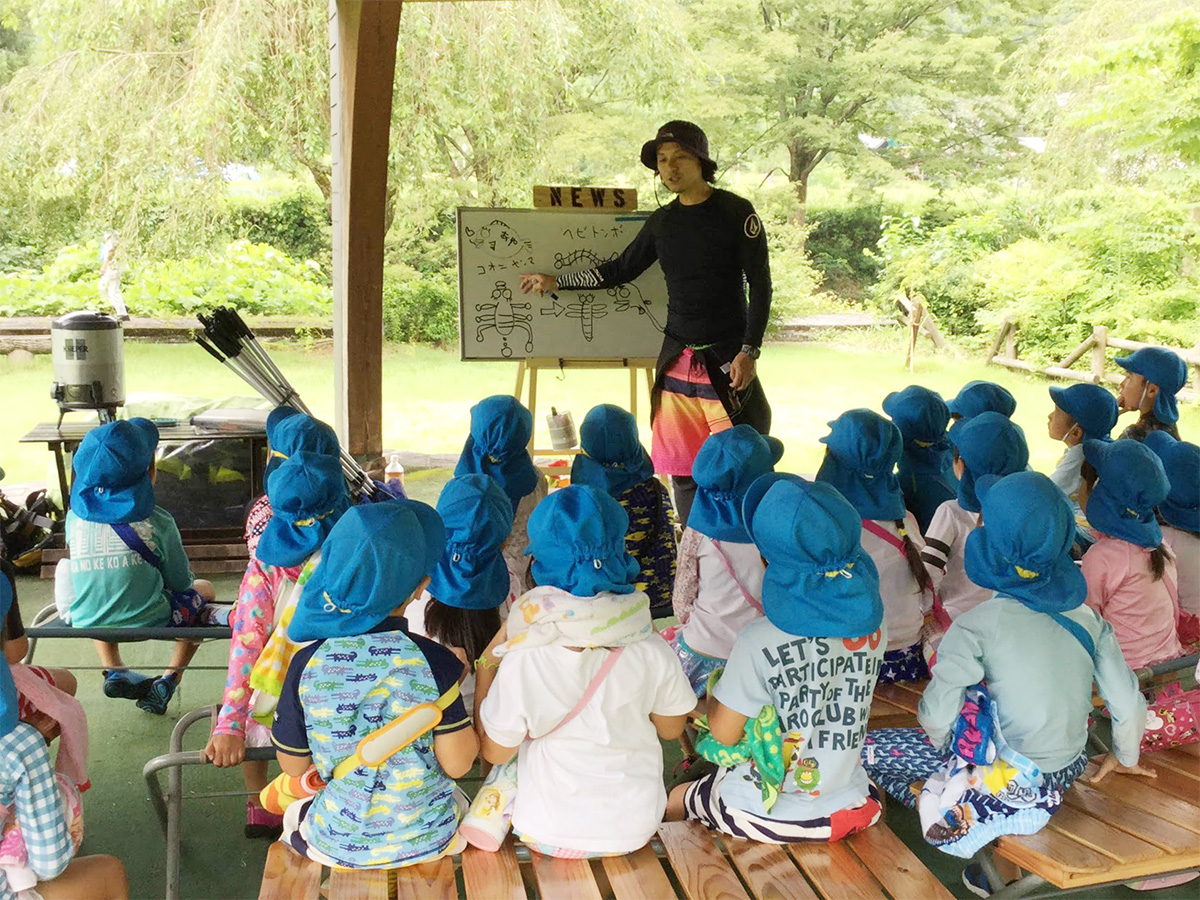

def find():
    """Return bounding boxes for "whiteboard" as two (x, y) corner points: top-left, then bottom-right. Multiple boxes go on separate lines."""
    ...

(457, 207), (667, 360)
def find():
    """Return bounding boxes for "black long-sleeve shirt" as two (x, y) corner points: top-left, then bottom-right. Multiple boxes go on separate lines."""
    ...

(557, 189), (772, 352)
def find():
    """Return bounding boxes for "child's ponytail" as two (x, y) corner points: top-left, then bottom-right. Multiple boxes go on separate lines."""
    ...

(423, 599), (502, 664)
(1149, 545), (1166, 582)
(896, 520), (934, 594)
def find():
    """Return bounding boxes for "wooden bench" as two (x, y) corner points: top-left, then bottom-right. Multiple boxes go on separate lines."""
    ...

(260, 820), (955, 900)
(867, 680), (928, 731)
(985, 744), (1200, 897)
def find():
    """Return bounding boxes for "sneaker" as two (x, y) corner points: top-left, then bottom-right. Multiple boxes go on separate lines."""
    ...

(137, 674), (179, 716)
(102, 669), (154, 701)
(244, 800), (284, 840)
(962, 862), (993, 898)
(200, 604), (234, 626)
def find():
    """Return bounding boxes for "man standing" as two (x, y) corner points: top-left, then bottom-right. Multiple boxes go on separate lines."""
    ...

(520, 121), (772, 525)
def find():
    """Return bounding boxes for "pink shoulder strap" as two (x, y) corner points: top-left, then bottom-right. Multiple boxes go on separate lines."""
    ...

(539, 646), (626, 739)
(711, 540), (765, 614)
(861, 519), (951, 630)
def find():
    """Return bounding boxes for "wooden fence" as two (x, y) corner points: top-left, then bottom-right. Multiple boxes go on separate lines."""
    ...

(986, 317), (1200, 401)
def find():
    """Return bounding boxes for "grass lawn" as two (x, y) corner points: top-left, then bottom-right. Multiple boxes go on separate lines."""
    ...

(2, 330), (1196, 490)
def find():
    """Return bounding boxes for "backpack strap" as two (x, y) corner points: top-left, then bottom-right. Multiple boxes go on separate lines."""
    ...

(1046, 611), (1096, 660)
(711, 540), (764, 614)
(538, 646), (626, 739)
(110, 522), (165, 573)
(861, 519), (951, 630)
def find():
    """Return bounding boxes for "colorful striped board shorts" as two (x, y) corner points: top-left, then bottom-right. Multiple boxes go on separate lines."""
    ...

(651, 348), (733, 476)
(683, 768), (882, 843)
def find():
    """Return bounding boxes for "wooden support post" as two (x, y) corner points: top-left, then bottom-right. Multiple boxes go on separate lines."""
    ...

(1091, 326), (1108, 384)
(1005, 326), (1017, 361)
(986, 317), (1015, 363)
(1059, 336), (1095, 370)
(330, 0), (402, 461)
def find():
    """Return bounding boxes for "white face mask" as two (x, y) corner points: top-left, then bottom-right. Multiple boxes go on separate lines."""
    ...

(1139, 382), (1151, 414)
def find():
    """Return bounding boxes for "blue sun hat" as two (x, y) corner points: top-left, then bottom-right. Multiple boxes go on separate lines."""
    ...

(0, 578), (17, 737)
(742, 473), (882, 638)
(427, 475), (514, 610)
(289, 500), (446, 642)
(949, 412), (1030, 513)
(256, 451), (352, 568)
(570, 405), (654, 498)
(689, 425), (785, 542)
(1143, 432), (1200, 534)
(70, 417), (159, 523)
(455, 395), (540, 513)
(264, 406), (340, 480)
(816, 409), (906, 521)
(1083, 439), (1170, 548)
(964, 472), (1086, 613)
(883, 386), (952, 455)
(1116, 347), (1188, 426)
(947, 381), (1017, 421)
(1049, 384), (1119, 441)
(525, 485), (640, 596)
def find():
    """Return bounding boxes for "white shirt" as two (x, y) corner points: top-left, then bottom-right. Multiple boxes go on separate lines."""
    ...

(1162, 525), (1200, 618)
(860, 514), (929, 650)
(479, 636), (696, 853)
(1049, 443), (1085, 502)
(678, 533), (765, 659)
(921, 500), (997, 621)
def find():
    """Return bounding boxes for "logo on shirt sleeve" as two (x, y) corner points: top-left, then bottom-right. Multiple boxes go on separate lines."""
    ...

(744, 213), (763, 239)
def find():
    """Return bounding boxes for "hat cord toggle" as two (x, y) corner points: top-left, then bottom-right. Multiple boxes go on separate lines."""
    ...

(322, 591), (353, 615)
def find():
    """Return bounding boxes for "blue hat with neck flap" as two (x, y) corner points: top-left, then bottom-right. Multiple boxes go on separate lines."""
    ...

(288, 500), (446, 642)
(0, 578), (17, 737)
(949, 412), (1029, 513)
(71, 417), (159, 524)
(1083, 439), (1169, 548)
(883, 386), (951, 453)
(428, 475), (514, 610)
(689, 425), (784, 542)
(570, 405), (654, 498)
(743, 474), (882, 638)
(264, 406), (340, 480)
(256, 451), (351, 568)
(947, 381), (1017, 421)
(455, 395), (540, 513)
(816, 409), (906, 521)
(1144, 431), (1200, 534)
(1049, 384), (1119, 441)
(525, 485), (640, 596)
(965, 472), (1086, 613)
(1116, 347), (1188, 426)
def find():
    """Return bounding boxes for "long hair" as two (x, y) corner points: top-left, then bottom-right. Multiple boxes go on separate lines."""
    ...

(422, 598), (501, 663)
(896, 520), (934, 594)
(1081, 460), (1165, 581)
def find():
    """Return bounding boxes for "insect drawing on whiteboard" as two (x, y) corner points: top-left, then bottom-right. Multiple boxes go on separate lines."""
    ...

(540, 293), (608, 343)
(476, 281), (534, 358)
(465, 220), (529, 260)
(553, 248), (662, 332)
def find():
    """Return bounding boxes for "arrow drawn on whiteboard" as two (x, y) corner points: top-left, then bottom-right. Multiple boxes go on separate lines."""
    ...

(540, 298), (566, 317)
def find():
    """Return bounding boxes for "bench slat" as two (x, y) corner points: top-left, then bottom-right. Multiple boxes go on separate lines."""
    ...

(845, 825), (954, 900)
(1136, 758), (1200, 798)
(995, 825), (1112, 884)
(724, 837), (818, 900)
(601, 844), (675, 900)
(394, 857), (456, 900)
(1147, 747), (1200, 780)
(1080, 764), (1200, 834)
(658, 822), (751, 900)
(787, 841), (886, 900)
(258, 843), (321, 900)
(1176, 742), (1200, 758)
(529, 851), (603, 900)
(329, 867), (388, 900)
(870, 682), (925, 715)
(1064, 781), (1199, 855)
(461, 842), (526, 900)
(1043, 804), (1164, 866)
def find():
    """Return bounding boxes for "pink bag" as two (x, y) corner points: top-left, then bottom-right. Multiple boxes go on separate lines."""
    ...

(1141, 682), (1200, 753)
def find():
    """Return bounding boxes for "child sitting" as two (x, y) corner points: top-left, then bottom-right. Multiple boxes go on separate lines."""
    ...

(1115, 347), (1187, 442)
(474, 485), (696, 858)
(570, 405), (677, 618)
(883, 386), (956, 533)
(921, 412), (1029, 622)
(0, 584), (128, 900)
(666, 425), (782, 696)
(862, 472), (1149, 880)
(666, 473), (886, 843)
(1079, 439), (1183, 670)
(406, 474), (515, 711)
(455, 396), (547, 592)
(946, 381), (1016, 422)
(205, 451), (349, 838)
(59, 418), (218, 715)
(1046, 384), (1118, 504)
(272, 501), (477, 869)
(817, 409), (934, 683)
(1144, 432), (1199, 626)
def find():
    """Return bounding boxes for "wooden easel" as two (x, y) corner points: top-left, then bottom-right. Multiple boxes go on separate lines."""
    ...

(514, 357), (656, 472)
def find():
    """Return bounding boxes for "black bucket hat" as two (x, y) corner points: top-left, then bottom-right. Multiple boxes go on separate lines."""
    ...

(640, 120), (715, 172)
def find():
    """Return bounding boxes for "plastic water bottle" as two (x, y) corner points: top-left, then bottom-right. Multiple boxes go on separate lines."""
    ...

(385, 453), (405, 489)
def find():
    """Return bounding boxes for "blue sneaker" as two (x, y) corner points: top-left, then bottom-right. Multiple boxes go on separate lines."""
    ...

(102, 669), (154, 701)
(962, 863), (993, 898)
(136, 674), (180, 716)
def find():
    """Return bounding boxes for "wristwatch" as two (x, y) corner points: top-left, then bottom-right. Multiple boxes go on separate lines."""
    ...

(740, 344), (761, 360)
